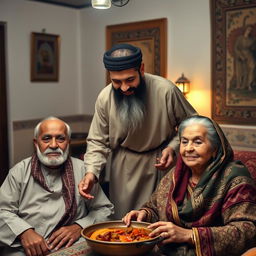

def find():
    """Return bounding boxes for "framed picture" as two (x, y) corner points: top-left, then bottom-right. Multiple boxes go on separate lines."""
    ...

(211, 0), (256, 125)
(106, 18), (167, 83)
(31, 32), (60, 82)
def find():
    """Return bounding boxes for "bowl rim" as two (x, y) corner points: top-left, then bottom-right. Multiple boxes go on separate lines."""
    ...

(81, 220), (160, 245)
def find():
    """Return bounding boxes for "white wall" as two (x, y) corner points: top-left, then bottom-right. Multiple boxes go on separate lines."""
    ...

(0, 0), (81, 163)
(0, 0), (81, 120)
(80, 0), (211, 116)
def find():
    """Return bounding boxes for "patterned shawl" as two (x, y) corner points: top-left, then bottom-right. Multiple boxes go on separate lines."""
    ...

(31, 154), (77, 230)
(141, 117), (256, 256)
(166, 117), (252, 227)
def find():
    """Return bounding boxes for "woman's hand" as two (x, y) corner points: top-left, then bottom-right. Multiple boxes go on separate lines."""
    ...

(122, 210), (147, 226)
(147, 221), (192, 245)
(155, 147), (175, 170)
(78, 172), (96, 199)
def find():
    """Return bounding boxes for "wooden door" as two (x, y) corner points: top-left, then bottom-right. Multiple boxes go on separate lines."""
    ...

(0, 22), (9, 185)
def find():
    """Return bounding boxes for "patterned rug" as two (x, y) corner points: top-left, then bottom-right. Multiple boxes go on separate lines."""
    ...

(48, 241), (95, 256)
(48, 241), (163, 256)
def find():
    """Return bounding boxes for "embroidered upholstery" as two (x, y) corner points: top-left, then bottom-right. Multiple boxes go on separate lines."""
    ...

(234, 150), (256, 181)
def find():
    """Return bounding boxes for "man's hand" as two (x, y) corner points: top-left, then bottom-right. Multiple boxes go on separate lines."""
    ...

(19, 228), (50, 256)
(154, 147), (175, 170)
(47, 224), (82, 251)
(78, 172), (97, 199)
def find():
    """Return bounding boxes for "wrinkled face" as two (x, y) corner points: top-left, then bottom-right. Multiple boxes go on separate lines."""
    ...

(109, 64), (144, 96)
(180, 124), (215, 174)
(34, 119), (70, 167)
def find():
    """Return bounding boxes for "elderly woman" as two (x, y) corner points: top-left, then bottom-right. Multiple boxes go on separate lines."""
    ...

(123, 116), (256, 256)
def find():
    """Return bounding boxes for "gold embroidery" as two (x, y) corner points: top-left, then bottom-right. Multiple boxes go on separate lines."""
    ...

(193, 228), (202, 256)
(170, 172), (182, 226)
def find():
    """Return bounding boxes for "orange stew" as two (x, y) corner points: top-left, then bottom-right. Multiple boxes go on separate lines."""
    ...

(90, 227), (152, 242)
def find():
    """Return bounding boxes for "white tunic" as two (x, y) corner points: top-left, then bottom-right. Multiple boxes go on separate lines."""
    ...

(0, 157), (114, 255)
(84, 73), (197, 219)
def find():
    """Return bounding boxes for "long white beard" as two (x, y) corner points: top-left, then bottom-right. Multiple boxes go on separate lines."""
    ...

(36, 145), (69, 167)
(117, 96), (145, 132)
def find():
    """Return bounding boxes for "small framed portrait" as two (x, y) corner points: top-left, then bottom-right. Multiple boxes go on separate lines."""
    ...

(31, 32), (60, 82)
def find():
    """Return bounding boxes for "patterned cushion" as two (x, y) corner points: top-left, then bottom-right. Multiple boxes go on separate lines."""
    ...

(234, 150), (256, 180)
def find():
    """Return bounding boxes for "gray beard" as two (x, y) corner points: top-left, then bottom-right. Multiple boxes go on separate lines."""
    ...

(36, 145), (69, 167)
(117, 95), (145, 132)
(113, 73), (146, 132)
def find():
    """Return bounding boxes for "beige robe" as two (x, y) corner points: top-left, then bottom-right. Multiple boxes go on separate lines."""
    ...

(85, 73), (197, 219)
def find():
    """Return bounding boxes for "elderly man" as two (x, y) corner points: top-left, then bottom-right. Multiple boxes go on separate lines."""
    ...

(79, 43), (197, 219)
(0, 117), (113, 256)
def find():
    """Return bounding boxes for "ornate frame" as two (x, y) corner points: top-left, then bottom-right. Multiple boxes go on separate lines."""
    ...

(211, 0), (256, 124)
(31, 32), (60, 82)
(106, 18), (167, 83)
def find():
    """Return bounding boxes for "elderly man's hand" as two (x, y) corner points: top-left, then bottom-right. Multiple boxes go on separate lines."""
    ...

(155, 147), (175, 170)
(19, 228), (50, 256)
(47, 224), (82, 251)
(78, 172), (97, 199)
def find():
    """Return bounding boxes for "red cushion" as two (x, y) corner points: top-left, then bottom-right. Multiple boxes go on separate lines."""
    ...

(234, 150), (256, 180)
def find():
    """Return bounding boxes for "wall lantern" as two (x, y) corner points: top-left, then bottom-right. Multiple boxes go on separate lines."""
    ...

(175, 73), (190, 96)
(91, 0), (130, 9)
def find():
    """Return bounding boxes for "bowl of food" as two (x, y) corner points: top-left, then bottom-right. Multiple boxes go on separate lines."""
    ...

(81, 220), (162, 256)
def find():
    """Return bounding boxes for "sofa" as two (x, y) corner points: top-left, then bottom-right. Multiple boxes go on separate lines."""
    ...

(234, 150), (256, 255)
(234, 150), (256, 180)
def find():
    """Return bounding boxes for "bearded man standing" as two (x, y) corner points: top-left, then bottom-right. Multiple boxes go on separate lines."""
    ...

(79, 44), (197, 219)
(0, 117), (113, 256)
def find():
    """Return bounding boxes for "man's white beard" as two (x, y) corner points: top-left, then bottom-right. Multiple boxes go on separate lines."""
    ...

(36, 145), (69, 167)
(117, 96), (145, 132)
